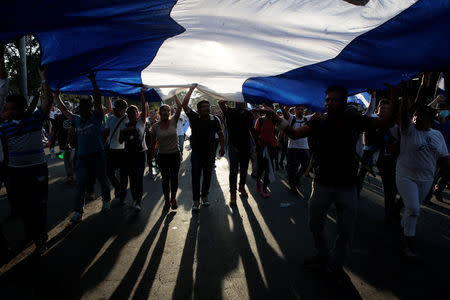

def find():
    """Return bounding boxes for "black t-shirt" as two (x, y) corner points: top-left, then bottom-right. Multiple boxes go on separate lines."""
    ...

(53, 114), (72, 150)
(307, 112), (372, 185)
(187, 110), (222, 155)
(224, 108), (254, 151)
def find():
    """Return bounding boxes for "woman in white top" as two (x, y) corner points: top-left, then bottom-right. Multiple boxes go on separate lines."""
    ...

(397, 99), (449, 258)
(119, 89), (148, 211)
(149, 86), (196, 211)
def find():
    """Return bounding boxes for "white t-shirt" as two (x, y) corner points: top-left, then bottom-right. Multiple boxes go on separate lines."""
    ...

(397, 122), (449, 182)
(177, 114), (187, 136)
(135, 119), (148, 152)
(106, 114), (128, 150)
(288, 114), (311, 149)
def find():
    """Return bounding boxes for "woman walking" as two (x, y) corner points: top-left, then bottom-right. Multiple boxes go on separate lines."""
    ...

(149, 86), (196, 211)
(119, 88), (148, 211)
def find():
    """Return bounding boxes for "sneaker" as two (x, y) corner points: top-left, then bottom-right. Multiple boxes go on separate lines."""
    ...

(201, 195), (210, 207)
(62, 176), (74, 184)
(230, 192), (237, 207)
(170, 198), (178, 210)
(192, 201), (201, 211)
(238, 184), (248, 197)
(102, 201), (111, 212)
(71, 212), (83, 223)
(260, 189), (270, 198)
(303, 255), (328, 272)
(135, 203), (142, 212)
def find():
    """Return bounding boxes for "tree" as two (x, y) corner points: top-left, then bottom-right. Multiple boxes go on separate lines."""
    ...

(4, 35), (41, 96)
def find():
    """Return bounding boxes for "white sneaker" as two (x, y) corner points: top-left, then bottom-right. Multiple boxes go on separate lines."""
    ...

(71, 212), (83, 223)
(102, 201), (111, 211)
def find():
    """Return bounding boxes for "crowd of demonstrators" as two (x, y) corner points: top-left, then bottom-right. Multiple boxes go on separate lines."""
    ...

(180, 88), (225, 211)
(1, 37), (450, 289)
(218, 100), (255, 206)
(119, 90), (148, 211)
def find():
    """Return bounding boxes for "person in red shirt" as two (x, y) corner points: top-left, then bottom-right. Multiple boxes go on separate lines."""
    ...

(254, 111), (277, 197)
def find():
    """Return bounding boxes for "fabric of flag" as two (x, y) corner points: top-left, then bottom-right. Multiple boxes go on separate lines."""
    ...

(1, 0), (450, 111)
(347, 92), (370, 108)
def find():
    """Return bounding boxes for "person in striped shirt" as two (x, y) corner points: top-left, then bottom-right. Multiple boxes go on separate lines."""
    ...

(0, 64), (53, 255)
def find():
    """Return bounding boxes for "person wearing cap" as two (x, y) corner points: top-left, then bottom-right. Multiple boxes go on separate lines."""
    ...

(104, 98), (129, 204)
(179, 87), (225, 211)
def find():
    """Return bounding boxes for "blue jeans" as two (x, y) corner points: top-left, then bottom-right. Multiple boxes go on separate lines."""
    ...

(178, 135), (185, 156)
(74, 152), (111, 213)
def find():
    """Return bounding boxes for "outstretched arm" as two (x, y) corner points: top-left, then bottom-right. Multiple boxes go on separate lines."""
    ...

(173, 95), (183, 122)
(140, 87), (148, 122)
(88, 72), (103, 114)
(181, 84), (197, 113)
(39, 66), (54, 117)
(53, 91), (73, 122)
(218, 100), (228, 114)
(105, 96), (112, 115)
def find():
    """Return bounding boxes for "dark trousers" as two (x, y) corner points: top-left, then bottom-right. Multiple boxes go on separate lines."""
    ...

(126, 151), (146, 204)
(228, 145), (250, 192)
(6, 163), (48, 246)
(256, 145), (275, 189)
(377, 157), (398, 218)
(75, 152), (111, 213)
(157, 152), (181, 201)
(357, 149), (376, 195)
(107, 149), (128, 199)
(191, 151), (215, 201)
(286, 148), (310, 187)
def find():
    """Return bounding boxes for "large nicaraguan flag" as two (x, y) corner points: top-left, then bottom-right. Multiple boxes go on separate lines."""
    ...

(1, 0), (450, 110)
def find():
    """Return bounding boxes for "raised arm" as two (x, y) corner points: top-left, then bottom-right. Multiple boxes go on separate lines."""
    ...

(53, 91), (73, 122)
(218, 100), (228, 114)
(88, 72), (103, 114)
(0, 42), (6, 80)
(364, 91), (377, 116)
(140, 87), (148, 122)
(25, 89), (40, 114)
(181, 84), (197, 113)
(173, 95), (183, 122)
(105, 96), (112, 115)
(38, 66), (54, 117)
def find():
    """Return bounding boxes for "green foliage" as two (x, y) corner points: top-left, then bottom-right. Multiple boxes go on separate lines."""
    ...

(4, 35), (41, 96)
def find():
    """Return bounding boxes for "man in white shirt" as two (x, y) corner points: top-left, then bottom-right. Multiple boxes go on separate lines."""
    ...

(177, 112), (187, 156)
(104, 99), (129, 204)
(285, 106), (311, 192)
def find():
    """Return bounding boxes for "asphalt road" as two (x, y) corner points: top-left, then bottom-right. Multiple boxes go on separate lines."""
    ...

(1, 147), (450, 300)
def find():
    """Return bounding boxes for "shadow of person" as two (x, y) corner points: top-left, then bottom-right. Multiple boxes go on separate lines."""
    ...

(130, 211), (177, 299)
